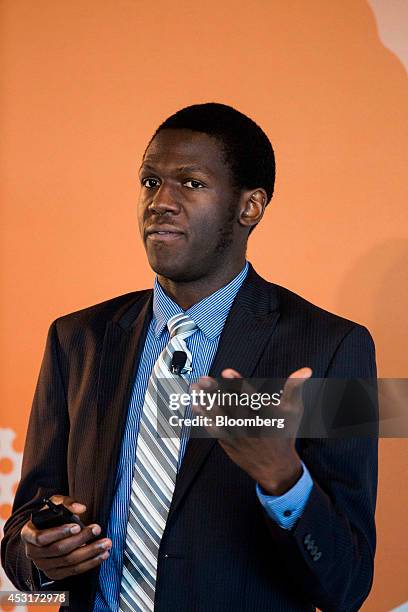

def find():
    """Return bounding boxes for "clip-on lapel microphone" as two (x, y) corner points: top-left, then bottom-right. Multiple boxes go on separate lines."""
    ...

(171, 351), (192, 375)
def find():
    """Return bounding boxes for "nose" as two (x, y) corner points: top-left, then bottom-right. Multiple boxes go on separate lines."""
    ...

(147, 182), (180, 216)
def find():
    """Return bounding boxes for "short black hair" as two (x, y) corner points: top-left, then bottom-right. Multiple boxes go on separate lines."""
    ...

(148, 102), (275, 206)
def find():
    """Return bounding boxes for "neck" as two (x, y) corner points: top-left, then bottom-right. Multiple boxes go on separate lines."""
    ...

(158, 258), (246, 310)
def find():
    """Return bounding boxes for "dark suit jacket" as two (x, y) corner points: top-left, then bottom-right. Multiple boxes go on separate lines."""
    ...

(1, 264), (378, 611)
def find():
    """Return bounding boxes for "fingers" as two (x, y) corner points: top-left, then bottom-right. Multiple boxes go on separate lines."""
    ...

(191, 376), (217, 391)
(46, 548), (111, 580)
(31, 540), (111, 581)
(191, 369), (243, 395)
(190, 370), (255, 426)
(20, 493), (111, 580)
(221, 369), (242, 379)
(190, 377), (217, 408)
(32, 534), (111, 569)
(22, 520), (101, 550)
(21, 516), (112, 580)
(191, 367), (312, 427)
(22, 520), (80, 547)
(192, 368), (243, 393)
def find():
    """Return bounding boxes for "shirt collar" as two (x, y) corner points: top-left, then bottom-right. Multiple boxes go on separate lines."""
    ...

(153, 261), (249, 340)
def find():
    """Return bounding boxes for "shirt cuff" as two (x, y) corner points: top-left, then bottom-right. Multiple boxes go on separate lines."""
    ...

(35, 566), (55, 588)
(255, 461), (313, 530)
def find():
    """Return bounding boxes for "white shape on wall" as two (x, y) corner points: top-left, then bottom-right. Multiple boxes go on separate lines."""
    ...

(0, 428), (27, 612)
(368, 0), (408, 71)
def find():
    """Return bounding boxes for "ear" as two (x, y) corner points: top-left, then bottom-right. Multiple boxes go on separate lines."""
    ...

(238, 189), (268, 230)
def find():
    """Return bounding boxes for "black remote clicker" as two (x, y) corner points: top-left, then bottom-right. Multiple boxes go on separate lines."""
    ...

(31, 497), (86, 530)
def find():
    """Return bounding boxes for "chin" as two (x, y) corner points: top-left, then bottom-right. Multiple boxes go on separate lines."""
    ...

(148, 256), (201, 283)
(149, 257), (187, 281)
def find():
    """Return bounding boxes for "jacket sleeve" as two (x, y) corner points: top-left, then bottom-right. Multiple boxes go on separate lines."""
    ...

(1, 320), (71, 592)
(262, 324), (378, 612)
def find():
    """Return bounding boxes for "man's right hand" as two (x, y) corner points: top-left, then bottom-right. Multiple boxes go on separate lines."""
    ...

(20, 495), (112, 580)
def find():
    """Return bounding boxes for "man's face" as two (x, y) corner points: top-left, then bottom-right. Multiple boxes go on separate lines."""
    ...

(138, 128), (244, 282)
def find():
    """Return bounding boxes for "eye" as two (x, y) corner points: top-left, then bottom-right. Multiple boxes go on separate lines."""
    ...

(184, 179), (205, 189)
(142, 177), (160, 189)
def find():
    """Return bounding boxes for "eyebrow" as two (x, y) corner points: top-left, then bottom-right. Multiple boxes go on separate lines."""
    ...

(139, 163), (213, 176)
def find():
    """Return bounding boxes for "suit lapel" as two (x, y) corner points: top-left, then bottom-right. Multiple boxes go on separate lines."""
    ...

(209, 300), (280, 378)
(93, 293), (153, 528)
(167, 266), (280, 523)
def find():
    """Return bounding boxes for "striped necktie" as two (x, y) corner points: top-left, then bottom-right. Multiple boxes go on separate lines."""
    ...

(119, 313), (198, 612)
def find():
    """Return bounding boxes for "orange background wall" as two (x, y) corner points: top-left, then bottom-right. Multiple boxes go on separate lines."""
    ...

(1, 1), (407, 610)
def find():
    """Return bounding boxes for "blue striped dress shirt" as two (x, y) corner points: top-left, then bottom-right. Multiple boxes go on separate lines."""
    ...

(93, 261), (313, 610)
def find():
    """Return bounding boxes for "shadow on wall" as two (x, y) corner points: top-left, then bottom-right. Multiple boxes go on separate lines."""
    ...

(250, 2), (408, 346)
(336, 239), (408, 377)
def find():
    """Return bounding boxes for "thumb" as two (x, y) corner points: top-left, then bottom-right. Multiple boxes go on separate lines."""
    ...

(49, 495), (87, 514)
(288, 367), (312, 381)
(283, 367), (312, 403)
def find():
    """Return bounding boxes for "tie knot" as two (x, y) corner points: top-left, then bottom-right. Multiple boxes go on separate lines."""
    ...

(167, 313), (198, 339)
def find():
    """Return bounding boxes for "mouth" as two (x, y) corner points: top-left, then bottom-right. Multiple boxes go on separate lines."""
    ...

(145, 226), (185, 242)
(147, 231), (184, 242)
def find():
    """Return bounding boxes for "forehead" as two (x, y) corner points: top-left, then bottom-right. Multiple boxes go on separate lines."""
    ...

(141, 129), (228, 176)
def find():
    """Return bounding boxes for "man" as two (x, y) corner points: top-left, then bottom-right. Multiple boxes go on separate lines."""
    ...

(1, 103), (377, 611)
